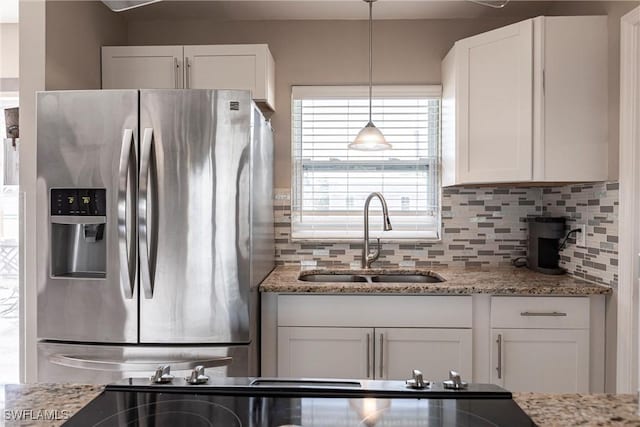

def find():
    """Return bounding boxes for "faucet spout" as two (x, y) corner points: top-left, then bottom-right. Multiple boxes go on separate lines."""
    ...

(362, 192), (393, 269)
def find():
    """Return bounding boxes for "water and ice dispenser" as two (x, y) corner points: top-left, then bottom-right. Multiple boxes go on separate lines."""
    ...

(50, 188), (107, 279)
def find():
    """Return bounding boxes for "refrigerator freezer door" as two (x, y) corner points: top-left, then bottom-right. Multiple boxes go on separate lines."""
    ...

(37, 342), (249, 384)
(36, 90), (138, 343)
(139, 89), (252, 343)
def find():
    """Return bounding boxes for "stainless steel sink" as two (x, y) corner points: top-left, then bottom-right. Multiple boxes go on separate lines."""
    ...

(369, 274), (443, 283)
(298, 274), (369, 283)
(298, 272), (444, 284)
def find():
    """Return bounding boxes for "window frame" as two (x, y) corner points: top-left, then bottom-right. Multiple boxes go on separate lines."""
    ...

(290, 85), (442, 242)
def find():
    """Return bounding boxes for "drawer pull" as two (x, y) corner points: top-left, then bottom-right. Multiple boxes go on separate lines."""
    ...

(496, 334), (502, 379)
(379, 333), (384, 378)
(520, 311), (567, 317)
(366, 333), (371, 378)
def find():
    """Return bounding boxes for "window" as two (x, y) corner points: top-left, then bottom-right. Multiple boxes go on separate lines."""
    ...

(0, 94), (19, 383)
(291, 86), (441, 240)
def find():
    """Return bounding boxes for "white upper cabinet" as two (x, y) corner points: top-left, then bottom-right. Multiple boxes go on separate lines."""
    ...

(442, 16), (608, 186)
(102, 46), (184, 89)
(102, 44), (276, 111)
(443, 20), (533, 185)
(184, 45), (275, 110)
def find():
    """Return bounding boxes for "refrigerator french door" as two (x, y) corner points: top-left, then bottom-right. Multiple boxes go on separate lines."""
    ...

(36, 89), (274, 382)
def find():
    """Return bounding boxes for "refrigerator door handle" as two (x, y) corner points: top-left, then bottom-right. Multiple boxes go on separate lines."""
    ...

(118, 128), (135, 299)
(49, 354), (233, 371)
(139, 127), (154, 299)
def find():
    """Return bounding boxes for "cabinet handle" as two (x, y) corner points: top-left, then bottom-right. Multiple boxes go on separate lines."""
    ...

(379, 333), (384, 378)
(520, 311), (567, 317)
(174, 57), (179, 89)
(496, 334), (502, 379)
(185, 57), (191, 89)
(366, 333), (371, 379)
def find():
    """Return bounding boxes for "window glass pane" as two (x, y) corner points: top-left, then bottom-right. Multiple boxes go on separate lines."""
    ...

(0, 95), (19, 383)
(292, 87), (441, 240)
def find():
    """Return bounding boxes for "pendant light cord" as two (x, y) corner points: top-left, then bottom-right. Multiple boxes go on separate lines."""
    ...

(368, 0), (373, 124)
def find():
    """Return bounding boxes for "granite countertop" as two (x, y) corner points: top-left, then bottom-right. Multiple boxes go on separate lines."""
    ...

(1, 384), (103, 426)
(260, 265), (613, 295)
(513, 393), (640, 426)
(1, 384), (638, 426)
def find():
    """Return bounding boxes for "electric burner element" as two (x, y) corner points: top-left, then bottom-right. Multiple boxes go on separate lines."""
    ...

(90, 398), (243, 427)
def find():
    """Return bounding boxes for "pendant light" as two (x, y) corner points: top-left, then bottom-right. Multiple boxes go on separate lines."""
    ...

(348, 0), (392, 151)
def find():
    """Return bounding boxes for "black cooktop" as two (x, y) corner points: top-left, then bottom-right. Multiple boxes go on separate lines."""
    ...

(64, 378), (536, 426)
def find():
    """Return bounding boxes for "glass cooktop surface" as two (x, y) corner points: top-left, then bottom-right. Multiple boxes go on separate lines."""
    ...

(64, 390), (536, 427)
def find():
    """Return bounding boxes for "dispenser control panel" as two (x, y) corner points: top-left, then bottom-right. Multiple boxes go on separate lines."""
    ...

(51, 188), (106, 216)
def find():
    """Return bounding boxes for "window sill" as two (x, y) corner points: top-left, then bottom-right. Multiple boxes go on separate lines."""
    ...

(290, 232), (442, 244)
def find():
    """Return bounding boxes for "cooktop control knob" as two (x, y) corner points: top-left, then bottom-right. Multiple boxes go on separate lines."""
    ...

(150, 365), (174, 384)
(186, 365), (209, 385)
(405, 369), (430, 389)
(443, 370), (468, 390)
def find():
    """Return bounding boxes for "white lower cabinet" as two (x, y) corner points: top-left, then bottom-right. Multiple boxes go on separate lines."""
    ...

(273, 295), (473, 380)
(263, 293), (605, 392)
(379, 328), (472, 381)
(277, 327), (370, 379)
(490, 296), (592, 393)
(490, 329), (589, 393)
(277, 326), (472, 381)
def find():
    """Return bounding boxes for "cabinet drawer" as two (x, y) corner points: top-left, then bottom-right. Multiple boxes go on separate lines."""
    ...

(491, 297), (589, 329)
(278, 295), (472, 328)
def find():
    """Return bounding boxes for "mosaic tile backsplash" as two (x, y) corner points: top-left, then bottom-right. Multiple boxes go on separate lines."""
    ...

(274, 182), (619, 287)
(542, 182), (619, 287)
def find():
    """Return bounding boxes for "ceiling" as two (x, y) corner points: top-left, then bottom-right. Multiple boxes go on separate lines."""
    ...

(1, 0), (607, 24)
(118, 0), (559, 21)
(0, 0), (18, 23)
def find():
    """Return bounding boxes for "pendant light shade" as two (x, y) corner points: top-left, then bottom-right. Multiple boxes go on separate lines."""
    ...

(348, 121), (391, 150)
(349, 0), (391, 151)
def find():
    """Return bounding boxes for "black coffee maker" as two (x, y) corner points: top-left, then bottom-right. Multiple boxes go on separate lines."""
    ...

(527, 217), (566, 275)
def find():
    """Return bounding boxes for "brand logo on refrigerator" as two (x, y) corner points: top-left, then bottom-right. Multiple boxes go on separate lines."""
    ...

(229, 101), (240, 111)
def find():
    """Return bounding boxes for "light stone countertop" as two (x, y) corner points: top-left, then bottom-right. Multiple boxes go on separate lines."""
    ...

(512, 392), (640, 426)
(1, 384), (638, 426)
(1, 384), (103, 426)
(259, 265), (613, 295)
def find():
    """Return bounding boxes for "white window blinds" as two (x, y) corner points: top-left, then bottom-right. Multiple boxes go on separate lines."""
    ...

(291, 86), (442, 241)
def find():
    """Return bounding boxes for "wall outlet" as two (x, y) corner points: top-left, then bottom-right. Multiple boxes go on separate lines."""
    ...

(576, 224), (587, 247)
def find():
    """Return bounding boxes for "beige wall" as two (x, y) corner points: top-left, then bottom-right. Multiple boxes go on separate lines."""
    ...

(127, 2), (629, 187)
(127, 17), (541, 188)
(547, 1), (638, 181)
(45, 1), (126, 90)
(1, 23), (19, 79)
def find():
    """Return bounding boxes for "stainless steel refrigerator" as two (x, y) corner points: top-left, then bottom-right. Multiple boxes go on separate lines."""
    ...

(36, 89), (274, 383)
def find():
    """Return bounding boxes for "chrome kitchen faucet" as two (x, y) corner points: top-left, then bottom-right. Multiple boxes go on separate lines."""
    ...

(361, 192), (392, 269)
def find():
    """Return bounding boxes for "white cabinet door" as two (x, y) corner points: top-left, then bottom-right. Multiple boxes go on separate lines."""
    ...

(277, 327), (372, 379)
(378, 328), (472, 381)
(455, 20), (533, 184)
(184, 45), (275, 109)
(536, 16), (608, 182)
(102, 46), (183, 89)
(491, 329), (589, 392)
